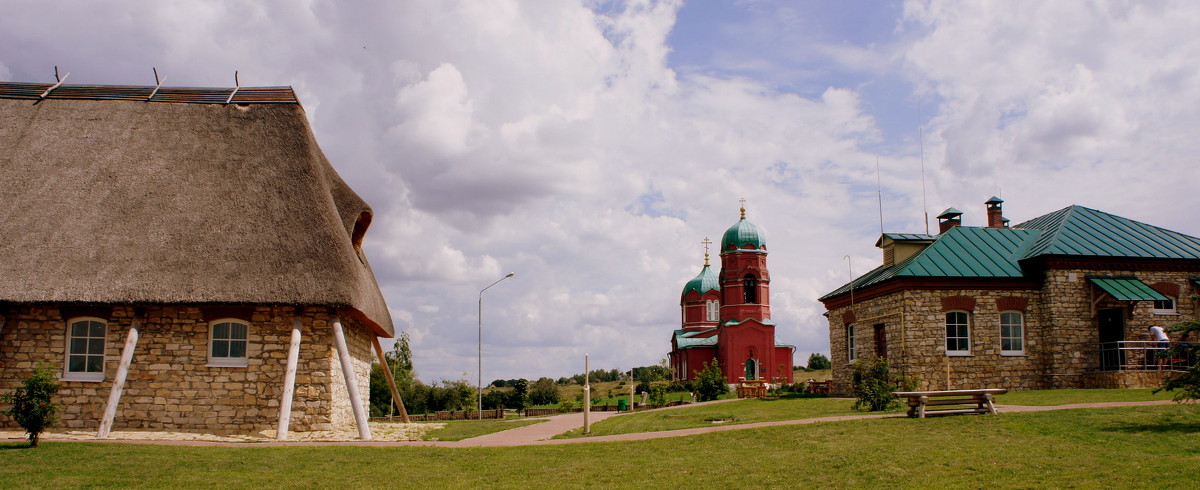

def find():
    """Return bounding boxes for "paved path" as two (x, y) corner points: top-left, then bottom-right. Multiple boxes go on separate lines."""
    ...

(1, 399), (1176, 448)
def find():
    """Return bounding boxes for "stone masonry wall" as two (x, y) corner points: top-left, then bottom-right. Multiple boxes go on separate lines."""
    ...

(0, 303), (375, 434)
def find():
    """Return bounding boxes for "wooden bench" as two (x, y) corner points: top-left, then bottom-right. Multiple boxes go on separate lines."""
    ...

(892, 389), (1008, 418)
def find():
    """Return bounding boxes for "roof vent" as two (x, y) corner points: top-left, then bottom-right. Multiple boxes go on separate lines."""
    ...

(937, 207), (963, 233)
(986, 196), (1005, 228)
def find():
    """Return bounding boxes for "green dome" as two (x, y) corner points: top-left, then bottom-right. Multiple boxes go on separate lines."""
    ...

(721, 218), (765, 251)
(681, 264), (720, 298)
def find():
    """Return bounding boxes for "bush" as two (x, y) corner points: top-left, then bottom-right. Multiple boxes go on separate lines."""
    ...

(849, 356), (905, 411)
(648, 383), (669, 406)
(1156, 319), (1200, 402)
(2, 362), (60, 448)
(692, 359), (729, 402)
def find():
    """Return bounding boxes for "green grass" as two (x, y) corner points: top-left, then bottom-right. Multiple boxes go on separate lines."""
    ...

(558, 395), (865, 438)
(995, 388), (1175, 406)
(418, 419), (546, 441)
(2, 404), (1196, 488)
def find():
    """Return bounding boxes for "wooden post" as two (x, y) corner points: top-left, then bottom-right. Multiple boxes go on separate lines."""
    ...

(97, 315), (141, 438)
(276, 316), (303, 440)
(371, 336), (410, 423)
(583, 353), (590, 434)
(332, 316), (371, 440)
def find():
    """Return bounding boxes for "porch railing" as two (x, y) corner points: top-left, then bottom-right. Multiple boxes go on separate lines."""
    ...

(1097, 341), (1196, 371)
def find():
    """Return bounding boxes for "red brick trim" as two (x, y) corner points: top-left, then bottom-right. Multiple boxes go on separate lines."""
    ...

(996, 297), (1029, 311)
(941, 296), (976, 312)
(1150, 282), (1180, 297)
(842, 311), (857, 323)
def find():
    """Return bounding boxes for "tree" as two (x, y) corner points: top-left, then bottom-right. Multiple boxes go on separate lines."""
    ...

(1155, 319), (1200, 402)
(692, 359), (728, 402)
(529, 377), (560, 406)
(2, 362), (60, 448)
(509, 378), (529, 410)
(807, 353), (832, 370)
(369, 332), (418, 417)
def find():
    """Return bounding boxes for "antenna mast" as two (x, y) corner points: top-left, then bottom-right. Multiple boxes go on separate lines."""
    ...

(876, 156), (884, 235)
(918, 102), (929, 235)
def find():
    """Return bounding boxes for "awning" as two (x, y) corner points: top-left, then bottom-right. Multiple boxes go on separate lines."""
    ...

(1191, 277), (1200, 287)
(1087, 276), (1170, 302)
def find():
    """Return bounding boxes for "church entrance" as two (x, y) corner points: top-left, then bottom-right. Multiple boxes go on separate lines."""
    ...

(745, 359), (758, 380)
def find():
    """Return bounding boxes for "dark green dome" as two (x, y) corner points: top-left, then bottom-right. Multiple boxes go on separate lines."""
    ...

(721, 218), (765, 251)
(681, 264), (720, 298)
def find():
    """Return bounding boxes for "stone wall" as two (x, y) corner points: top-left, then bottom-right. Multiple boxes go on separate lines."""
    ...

(0, 303), (375, 434)
(826, 268), (1199, 393)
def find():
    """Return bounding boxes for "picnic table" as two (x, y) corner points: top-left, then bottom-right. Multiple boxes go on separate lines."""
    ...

(892, 389), (1008, 418)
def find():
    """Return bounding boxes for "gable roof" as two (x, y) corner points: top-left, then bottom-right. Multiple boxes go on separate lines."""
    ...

(821, 204), (1200, 302)
(0, 82), (393, 336)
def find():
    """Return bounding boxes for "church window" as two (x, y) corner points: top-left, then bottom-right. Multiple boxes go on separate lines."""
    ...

(64, 317), (107, 382)
(209, 319), (249, 367)
(743, 275), (758, 304)
(945, 311), (971, 355)
(1000, 311), (1024, 355)
(705, 300), (719, 321)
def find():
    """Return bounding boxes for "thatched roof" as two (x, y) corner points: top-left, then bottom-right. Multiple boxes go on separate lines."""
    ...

(0, 82), (393, 336)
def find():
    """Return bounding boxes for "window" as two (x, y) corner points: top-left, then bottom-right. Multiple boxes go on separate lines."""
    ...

(209, 319), (249, 367)
(945, 311), (971, 355)
(1153, 297), (1176, 315)
(743, 275), (758, 304)
(1000, 311), (1025, 355)
(705, 300), (719, 321)
(64, 318), (106, 382)
(847, 323), (857, 362)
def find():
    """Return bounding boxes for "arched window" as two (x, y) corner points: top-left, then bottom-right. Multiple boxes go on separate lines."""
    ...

(743, 275), (758, 304)
(64, 317), (107, 382)
(745, 359), (758, 380)
(209, 319), (250, 367)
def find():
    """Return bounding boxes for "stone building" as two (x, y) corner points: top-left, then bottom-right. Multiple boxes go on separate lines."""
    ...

(668, 205), (794, 385)
(820, 198), (1200, 394)
(0, 81), (392, 438)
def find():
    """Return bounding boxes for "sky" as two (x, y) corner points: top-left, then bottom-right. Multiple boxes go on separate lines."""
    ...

(4, 0), (1200, 384)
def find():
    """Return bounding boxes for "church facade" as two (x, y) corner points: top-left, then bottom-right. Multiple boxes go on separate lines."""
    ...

(668, 206), (795, 385)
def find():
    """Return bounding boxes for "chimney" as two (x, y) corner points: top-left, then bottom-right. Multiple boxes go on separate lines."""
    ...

(937, 207), (963, 233)
(986, 196), (1005, 228)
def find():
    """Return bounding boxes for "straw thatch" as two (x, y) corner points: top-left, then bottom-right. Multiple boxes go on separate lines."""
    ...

(0, 83), (392, 336)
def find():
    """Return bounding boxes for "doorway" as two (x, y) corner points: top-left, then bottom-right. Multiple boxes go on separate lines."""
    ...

(745, 359), (758, 380)
(874, 324), (888, 358)
(1098, 308), (1125, 370)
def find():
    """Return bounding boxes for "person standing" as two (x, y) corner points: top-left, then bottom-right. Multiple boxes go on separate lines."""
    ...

(1149, 325), (1170, 368)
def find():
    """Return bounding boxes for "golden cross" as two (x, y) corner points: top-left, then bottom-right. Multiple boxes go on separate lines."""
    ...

(739, 198), (747, 219)
(701, 237), (712, 265)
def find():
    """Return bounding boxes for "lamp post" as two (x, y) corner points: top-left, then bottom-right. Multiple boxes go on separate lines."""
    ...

(479, 272), (515, 420)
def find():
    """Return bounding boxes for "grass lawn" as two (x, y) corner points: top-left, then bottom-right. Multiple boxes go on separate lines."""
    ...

(2, 404), (1196, 488)
(417, 418), (546, 441)
(557, 395), (863, 438)
(995, 388), (1175, 406)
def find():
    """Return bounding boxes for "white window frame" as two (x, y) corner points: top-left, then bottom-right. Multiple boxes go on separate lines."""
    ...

(63, 317), (107, 382)
(847, 323), (857, 362)
(208, 318), (250, 367)
(945, 311), (971, 356)
(999, 311), (1025, 356)
(705, 300), (719, 322)
(1152, 297), (1177, 316)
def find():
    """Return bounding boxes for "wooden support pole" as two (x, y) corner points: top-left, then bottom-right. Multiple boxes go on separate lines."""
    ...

(276, 316), (303, 440)
(97, 315), (141, 438)
(371, 336), (410, 423)
(332, 316), (371, 440)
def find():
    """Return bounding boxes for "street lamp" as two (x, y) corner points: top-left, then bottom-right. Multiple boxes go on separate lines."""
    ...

(479, 272), (515, 419)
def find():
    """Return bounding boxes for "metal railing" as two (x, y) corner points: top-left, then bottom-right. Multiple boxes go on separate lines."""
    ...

(1097, 341), (1196, 371)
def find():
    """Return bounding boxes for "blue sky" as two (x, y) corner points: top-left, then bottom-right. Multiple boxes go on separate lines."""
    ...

(4, 0), (1200, 383)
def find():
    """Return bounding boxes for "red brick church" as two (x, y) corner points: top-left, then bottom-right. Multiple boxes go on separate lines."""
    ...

(668, 204), (795, 385)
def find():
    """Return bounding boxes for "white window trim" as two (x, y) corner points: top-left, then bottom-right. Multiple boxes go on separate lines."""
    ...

(62, 317), (107, 382)
(208, 318), (250, 368)
(847, 323), (857, 362)
(999, 311), (1025, 356)
(1152, 297), (1177, 316)
(706, 300), (719, 322)
(945, 311), (971, 356)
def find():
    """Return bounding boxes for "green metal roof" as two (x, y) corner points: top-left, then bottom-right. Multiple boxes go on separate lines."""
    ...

(937, 207), (963, 219)
(681, 264), (720, 298)
(1016, 205), (1200, 260)
(673, 328), (718, 348)
(822, 205), (1200, 302)
(722, 218), (765, 251)
(1087, 276), (1170, 302)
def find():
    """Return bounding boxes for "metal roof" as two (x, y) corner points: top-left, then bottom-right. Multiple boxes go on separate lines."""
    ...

(721, 218), (765, 251)
(681, 264), (720, 298)
(673, 328), (718, 348)
(1087, 276), (1170, 302)
(1015, 205), (1200, 259)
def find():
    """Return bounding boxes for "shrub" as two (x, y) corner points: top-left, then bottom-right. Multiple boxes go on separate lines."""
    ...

(692, 359), (729, 402)
(849, 356), (904, 411)
(2, 362), (60, 448)
(1155, 319), (1200, 402)
(648, 383), (668, 406)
